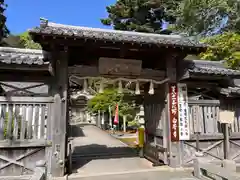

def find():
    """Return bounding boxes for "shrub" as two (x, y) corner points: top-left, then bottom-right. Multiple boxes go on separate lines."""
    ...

(3, 112), (23, 139)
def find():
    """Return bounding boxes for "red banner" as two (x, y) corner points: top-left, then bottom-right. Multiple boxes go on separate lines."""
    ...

(114, 104), (119, 124)
(169, 83), (179, 142)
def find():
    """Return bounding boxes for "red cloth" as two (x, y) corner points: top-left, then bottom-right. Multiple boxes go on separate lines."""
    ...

(113, 104), (119, 124)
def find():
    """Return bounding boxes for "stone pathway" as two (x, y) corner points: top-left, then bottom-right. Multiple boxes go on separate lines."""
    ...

(69, 124), (196, 180)
(68, 167), (197, 180)
(70, 125), (152, 175)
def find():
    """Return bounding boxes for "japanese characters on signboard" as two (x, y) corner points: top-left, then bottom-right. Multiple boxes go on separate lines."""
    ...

(169, 83), (179, 141)
(169, 83), (190, 142)
(178, 84), (190, 140)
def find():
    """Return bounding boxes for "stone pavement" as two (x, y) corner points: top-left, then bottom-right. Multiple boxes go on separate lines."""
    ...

(67, 167), (197, 180)
(69, 124), (196, 180)
(70, 124), (153, 174)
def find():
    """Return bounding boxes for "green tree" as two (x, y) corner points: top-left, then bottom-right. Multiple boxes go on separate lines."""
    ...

(1, 32), (41, 49)
(102, 0), (240, 36)
(101, 0), (178, 33)
(200, 32), (240, 69)
(19, 32), (41, 49)
(87, 88), (138, 119)
(0, 0), (9, 44)
(174, 0), (240, 36)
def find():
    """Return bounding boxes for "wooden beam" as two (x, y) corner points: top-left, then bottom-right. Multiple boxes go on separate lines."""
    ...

(187, 133), (240, 141)
(188, 99), (220, 105)
(0, 96), (54, 103)
(0, 63), (50, 72)
(39, 36), (193, 51)
(68, 65), (166, 80)
(0, 175), (31, 180)
(37, 35), (204, 55)
(189, 74), (233, 80)
(184, 81), (218, 88)
(0, 73), (51, 82)
(0, 139), (51, 148)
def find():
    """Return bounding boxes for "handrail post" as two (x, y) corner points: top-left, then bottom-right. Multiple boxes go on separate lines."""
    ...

(193, 155), (238, 179)
(222, 159), (236, 172)
(193, 152), (204, 179)
(223, 123), (230, 159)
(31, 160), (46, 180)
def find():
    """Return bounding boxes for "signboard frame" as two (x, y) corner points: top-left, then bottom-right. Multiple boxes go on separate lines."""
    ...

(99, 57), (142, 76)
(219, 110), (235, 124)
(168, 83), (190, 142)
(178, 83), (190, 140)
(169, 83), (179, 142)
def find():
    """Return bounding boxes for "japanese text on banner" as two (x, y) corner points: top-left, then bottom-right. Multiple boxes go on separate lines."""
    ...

(169, 83), (179, 141)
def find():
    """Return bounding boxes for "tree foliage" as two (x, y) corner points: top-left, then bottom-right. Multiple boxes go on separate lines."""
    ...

(0, 0), (9, 44)
(87, 88), (139, 119)
(200, 32), (240, 69)
(101, 0), (179, 33)
(1, 32), (41, 49)
(175, 0), (240, 36)
(19, 32), (41, 49)
(102, 0), (240, 36)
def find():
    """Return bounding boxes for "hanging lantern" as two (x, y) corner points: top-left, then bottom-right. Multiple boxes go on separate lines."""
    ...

(135, 81), (140, 95)
(83, 79), (88, 93)
(99, 79), (104, 93)
(148, 81), (154, 95)
(118, 80), (123, 93)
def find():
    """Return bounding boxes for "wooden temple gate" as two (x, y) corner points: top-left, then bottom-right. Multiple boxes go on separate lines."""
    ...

(1, 18), (240, 179)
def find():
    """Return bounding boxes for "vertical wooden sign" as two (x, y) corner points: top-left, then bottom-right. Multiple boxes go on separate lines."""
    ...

(178, 83), (190, 140)
(169, 83), (179, 142)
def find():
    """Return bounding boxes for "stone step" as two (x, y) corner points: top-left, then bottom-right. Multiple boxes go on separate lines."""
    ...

(67, 168), (197, 180)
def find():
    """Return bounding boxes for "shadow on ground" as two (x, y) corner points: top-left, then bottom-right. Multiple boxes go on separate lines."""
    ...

(68, 124), (144, 173)
(71, 144), (138, 172)
(70, 124), (86, 137)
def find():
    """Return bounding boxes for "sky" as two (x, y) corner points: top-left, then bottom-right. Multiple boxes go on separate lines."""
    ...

(5, 0), (116, 34)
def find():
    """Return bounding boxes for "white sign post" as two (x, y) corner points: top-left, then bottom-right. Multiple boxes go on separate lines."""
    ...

(219, 109), (235, 159)
(219, 110), (235, 124)
(178, 84), (190, 140)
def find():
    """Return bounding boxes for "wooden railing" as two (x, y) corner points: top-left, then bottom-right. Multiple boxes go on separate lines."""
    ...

(0, 96), (53, 176)
(0, 160), (46, 180)
(188, 100), (240, 136)
(30, 160), (46, 180)
(0, 96), (53, 143)
(194, 155), (240, 180)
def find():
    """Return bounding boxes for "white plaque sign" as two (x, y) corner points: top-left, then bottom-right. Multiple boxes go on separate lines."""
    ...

(219, 110), (235, 124)
(178, 83), (190, 140)
(99, 57), (142, 76)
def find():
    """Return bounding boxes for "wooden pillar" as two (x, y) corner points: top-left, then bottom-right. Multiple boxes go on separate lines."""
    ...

(50, 49), (68, 177)
(223, 123), (230, 159)
(165, 53), (181, 167)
